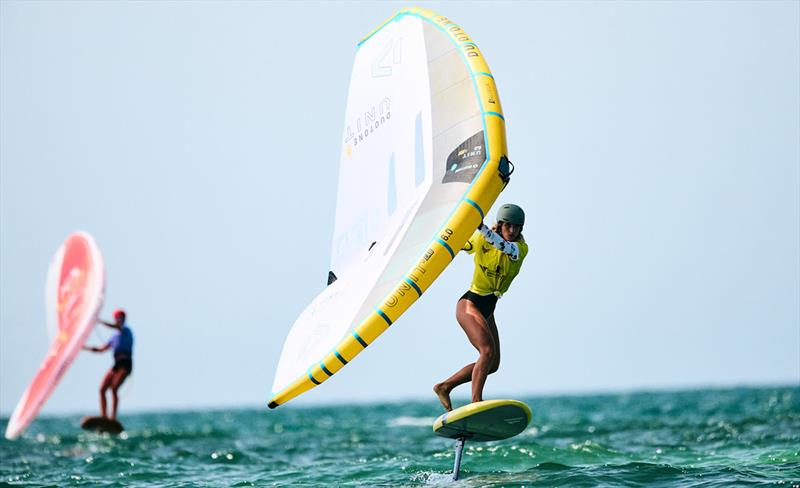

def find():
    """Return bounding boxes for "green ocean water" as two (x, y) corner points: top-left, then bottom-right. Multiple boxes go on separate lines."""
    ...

(1, 386), (798, 487)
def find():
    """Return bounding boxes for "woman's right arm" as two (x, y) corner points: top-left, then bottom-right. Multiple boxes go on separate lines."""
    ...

(477, 223), (520, 261)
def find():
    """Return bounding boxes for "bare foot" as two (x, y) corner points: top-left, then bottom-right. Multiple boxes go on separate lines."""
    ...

(433, 383), (452, 411)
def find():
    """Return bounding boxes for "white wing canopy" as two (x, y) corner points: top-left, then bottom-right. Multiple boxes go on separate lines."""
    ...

(271, 8), (507, 405)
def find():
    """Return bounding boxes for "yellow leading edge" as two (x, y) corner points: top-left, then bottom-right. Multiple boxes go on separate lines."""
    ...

(269, 7), (509, 409)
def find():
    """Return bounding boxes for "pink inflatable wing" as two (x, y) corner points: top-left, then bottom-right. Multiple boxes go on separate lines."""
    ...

(5, 232), (105, 440)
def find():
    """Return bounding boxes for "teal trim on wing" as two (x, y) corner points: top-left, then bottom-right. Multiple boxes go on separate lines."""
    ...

(464, 198), (485, 219)
(335, 351), (348, 365)
(320, 362), (333, 377)
(404, 277), (423, 297)
(474, 72), (494, 79)
(353, 332), (368, 348)
(436, 238), (455, 259)
(376, 308), (392, 326)
(308, 372), (321, 385)
(486, 112), (505, 121)
(357, 10), (405, 47)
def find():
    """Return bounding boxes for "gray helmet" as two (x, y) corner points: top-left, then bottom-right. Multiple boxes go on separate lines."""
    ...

(496, 204), (525, 226)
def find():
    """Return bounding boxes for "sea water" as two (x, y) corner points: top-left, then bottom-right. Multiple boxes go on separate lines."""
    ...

(1, 386), (798, 487)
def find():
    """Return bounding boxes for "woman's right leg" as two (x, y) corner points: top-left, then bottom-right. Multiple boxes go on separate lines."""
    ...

(434, 299), (496, 409)
(99, 368), (114, 418)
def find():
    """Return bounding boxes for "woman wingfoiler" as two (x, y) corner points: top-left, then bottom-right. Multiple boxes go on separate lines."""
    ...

(434, 204), (529, 411)
(84, 308), (134, 420)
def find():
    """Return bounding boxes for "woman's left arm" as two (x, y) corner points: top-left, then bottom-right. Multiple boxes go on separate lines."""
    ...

(477, 223), (520, 261)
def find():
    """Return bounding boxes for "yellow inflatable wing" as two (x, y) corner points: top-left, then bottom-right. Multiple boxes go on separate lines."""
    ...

(269, 7), (511, 408)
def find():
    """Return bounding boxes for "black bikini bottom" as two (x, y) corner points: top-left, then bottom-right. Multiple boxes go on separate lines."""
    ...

(113, 355), (133, 374)
(460, 291), (498, 318)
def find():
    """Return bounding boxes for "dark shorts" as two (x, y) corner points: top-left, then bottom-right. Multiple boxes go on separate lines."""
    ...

(460, 290), (498, 318)
(113, 355), (133, 374)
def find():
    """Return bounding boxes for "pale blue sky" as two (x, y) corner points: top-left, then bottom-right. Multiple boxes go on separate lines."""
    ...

(1, 1), (798, 416)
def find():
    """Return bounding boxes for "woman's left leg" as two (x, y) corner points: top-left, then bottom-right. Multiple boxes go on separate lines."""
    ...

(108, 369), (130, 420)
(486, 314), (501, 374)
